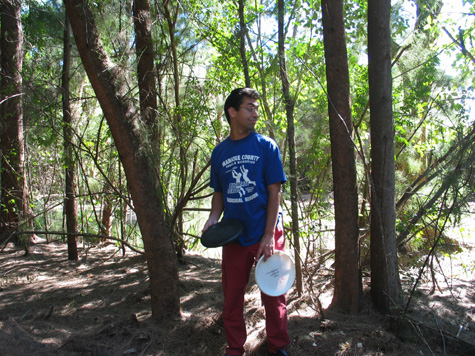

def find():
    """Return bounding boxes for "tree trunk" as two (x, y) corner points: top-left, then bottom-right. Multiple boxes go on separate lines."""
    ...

(368, 0), (402, 313)
(64, 0), (180, 319)
(0, 0), (29, 246)
(134, 0), (160, 139)
(278, 0), (302, 296)
(62, 14), (78, 261)
(238, 0), (251, 87)
(322, 0), (360, 314)
(100, 183), (113, 238)
(161, 1), (188, 253)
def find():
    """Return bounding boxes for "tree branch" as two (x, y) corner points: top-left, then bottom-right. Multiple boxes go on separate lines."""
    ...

(12, 230), (144, 254)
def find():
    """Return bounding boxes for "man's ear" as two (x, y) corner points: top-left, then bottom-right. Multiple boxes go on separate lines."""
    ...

(228, 106), (236, 118)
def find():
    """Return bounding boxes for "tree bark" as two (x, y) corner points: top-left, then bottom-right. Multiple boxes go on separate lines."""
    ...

(62, 14), (78, 261)
(238, 0), (251, 87)
(161, 1), (188, 251)
(368, 0), (402, 313)
(278, 0), (302, 295)
(100, 183), (113, 238)
(0, 0), (29, 246)
(64, 0), (180, 319)
(134, 0), (160, 138)
(322, 0), (360, 314)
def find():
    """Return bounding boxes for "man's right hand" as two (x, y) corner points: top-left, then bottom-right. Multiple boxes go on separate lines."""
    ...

(203, 192), (224, 233)
(202, 217), (219, 233)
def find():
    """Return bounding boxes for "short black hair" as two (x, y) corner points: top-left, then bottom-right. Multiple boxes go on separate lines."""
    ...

(224, 88), (260, 124)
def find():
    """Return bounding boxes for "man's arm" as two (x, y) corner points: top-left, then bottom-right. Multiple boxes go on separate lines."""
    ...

(202, 191), (224, 232)
(257, 182), (282, 261)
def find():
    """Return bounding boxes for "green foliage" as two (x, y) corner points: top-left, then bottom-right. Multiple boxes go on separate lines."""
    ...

(10, 0), (475, 266)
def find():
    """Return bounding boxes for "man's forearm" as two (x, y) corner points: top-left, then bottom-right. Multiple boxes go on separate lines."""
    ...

(203, 192), (224, 232)
(264, 183), (282, 236)
(209, 192), (224, 221)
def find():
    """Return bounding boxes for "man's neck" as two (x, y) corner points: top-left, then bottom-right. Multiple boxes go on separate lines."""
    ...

(229, 129), (252, 141)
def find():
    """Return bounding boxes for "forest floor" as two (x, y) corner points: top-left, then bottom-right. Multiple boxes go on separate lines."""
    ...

(1, 209), (475, 356)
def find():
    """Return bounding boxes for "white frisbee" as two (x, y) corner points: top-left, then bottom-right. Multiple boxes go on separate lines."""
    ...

(255, 251), (296, 296)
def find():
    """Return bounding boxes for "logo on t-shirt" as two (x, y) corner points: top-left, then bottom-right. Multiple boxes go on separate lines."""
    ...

(222, 155), (260, 204)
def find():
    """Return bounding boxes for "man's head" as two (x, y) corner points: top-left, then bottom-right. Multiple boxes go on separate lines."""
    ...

(224, 88), (260, 124)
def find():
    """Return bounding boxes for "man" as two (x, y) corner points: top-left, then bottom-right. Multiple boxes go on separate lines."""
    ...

(202, 88), (290, 356)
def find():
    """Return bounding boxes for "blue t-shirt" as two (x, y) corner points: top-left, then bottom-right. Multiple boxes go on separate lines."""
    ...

(210, 131), (287, 246)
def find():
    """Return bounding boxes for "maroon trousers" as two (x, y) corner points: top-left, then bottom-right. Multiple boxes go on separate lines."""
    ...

(222, 223), (289, 355)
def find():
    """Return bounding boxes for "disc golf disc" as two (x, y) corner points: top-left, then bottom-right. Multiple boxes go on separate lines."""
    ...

(201, 219), (244, 248)
(255, 251), (296, 296)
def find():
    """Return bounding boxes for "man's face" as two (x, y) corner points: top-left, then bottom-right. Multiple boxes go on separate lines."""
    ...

(229, 96), (259, 132)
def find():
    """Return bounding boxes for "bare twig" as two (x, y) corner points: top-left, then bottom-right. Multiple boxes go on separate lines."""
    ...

(432, 312), (447, 356)
(9, 230), (144, 255)
(407, 318), (435, 356)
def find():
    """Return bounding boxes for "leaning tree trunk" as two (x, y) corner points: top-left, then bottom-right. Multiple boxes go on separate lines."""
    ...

(0, 0), (29, 247)
(322, 0), (361, 314)
(64, 0), (180, 319)
(368, 0), (402, 313)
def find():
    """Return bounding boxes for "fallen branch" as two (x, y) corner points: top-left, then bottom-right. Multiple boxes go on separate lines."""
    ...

(4, 317), (54, 348)
(407, 317), (435, 356)
(8, 230), (144, 255)
(404, 315), (475, 356)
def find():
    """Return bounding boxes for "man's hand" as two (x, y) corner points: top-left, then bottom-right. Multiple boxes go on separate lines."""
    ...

(257, 232), (275, 261)
(202, 192), (224, 233)
(256, 182), (281, 262)
(202, 217), (219, 233)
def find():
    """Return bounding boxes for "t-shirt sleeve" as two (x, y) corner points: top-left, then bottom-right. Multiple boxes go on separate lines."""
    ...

(264, 140), (287, 186)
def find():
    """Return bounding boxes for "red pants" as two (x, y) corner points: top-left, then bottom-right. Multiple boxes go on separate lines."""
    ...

(222, 222), (290, 355)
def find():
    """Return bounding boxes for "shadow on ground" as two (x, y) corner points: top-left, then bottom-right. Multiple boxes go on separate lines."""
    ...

(1, 239), (474, 355)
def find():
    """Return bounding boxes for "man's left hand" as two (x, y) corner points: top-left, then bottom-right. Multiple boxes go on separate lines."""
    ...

(257, 233), (275, 261)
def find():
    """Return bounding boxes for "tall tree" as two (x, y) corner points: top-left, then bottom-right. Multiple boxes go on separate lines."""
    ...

(0, 0), (29, 246)
(160, 0), (189, 248)
(134, 0), (160, 137)
(238, 0), (251, 87)
(62, 13), (78, 261)
(368, 0), (402, 313)
(64, 0), (180, 319)
(278, 0), (302, 295)
(321, 0), (361, 314)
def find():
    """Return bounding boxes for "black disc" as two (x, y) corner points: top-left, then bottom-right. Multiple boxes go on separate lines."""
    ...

(201, 219), (244, 248)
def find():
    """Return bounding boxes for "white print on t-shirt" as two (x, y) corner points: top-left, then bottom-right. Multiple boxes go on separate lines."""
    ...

(240, 166), (256, 185)
(222, 154), (260, 168)
(226, 162), (258, 203)
(231, 169), (246, 197)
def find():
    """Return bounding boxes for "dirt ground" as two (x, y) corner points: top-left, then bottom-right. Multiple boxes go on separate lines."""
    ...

(0, 231), (474, 356)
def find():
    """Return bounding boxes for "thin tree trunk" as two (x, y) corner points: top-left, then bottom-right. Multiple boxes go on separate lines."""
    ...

(64, 0), (180, 319)
(322, 0), (360, 314)
(238, 0), (251, 87)
(397, 157), (471, 247)
(396, 123), (475, 212)
(0, 0), (29, 247)
(368, 0), (402, 313)
(278, 0), (302, 296)
(100, 183), (113, 238)
(134, 0), (160, 138)
(396, 122), (475, 248)
(245, 22), (277, 140)
(62, 14), (78, 261)
(162, 1), (187, 250)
